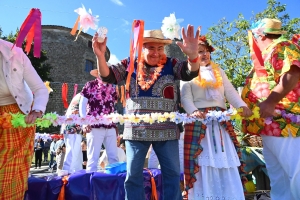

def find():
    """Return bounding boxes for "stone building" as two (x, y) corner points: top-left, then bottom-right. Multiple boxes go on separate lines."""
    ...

(42, 25), (110, 115)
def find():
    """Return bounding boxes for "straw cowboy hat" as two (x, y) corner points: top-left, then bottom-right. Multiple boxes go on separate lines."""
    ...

(143, 30), (172, 44)
(261, 18), (287, 35)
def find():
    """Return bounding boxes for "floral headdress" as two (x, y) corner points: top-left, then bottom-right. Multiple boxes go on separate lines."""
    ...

(251, 18), (286, 38)
(198, 35), (215, 52)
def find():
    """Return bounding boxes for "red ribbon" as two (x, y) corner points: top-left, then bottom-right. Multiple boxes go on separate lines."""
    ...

(13, 8), (42, 58)
(62, 83), (69, 109)
(125, 20), (144, 92)
(247, 31), (267, 77)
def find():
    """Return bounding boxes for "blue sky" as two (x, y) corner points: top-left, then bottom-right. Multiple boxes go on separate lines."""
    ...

(0, 0), (299, 64)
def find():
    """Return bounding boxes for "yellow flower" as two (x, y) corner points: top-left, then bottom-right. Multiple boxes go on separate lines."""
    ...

(193, 62), (223, 89)
(163, 112), (170, 119)
(281, 127), (289, 137)
(44, 81), (53, 93)
(149, 118), (154, 124)
(157, 116), (167, 123)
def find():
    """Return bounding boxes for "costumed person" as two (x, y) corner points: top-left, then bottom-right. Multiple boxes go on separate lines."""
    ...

(61, 93), (84, 173)
(48, 134), (59, 170)
(43, 138), (51, 163)
(0, 39), (49, 199)
(34, 137), (44, 169)
(81, 140), (87, 169)
(242, 18), (300, 200)
(56, 141), (66, 175)
(181, 34), (253, 199)
(93, 24), (201, 199)
(79, 69), (119, 172)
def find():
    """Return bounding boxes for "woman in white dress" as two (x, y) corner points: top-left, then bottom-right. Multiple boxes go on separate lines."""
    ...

(181, 35), (252, 200)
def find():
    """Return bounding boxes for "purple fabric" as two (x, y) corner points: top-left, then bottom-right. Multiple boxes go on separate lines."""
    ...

(90, 169), (163, 200)
(80, 78), (117, 128)
(46, 176), (63, 200)
(25, 175), (62, 200)
(26, 169), (163, 200)
(24, 176), (47, 200)
(65, 170), (94, 200)
(91, 172), (125, 200)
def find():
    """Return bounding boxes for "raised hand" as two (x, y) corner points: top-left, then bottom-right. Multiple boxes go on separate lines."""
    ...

(92, 32), (107, 58)
(176, 24), (200, 59)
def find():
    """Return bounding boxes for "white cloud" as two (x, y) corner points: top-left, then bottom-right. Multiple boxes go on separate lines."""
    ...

(108, 54), (120, 65)
(110, 0), (124, 6)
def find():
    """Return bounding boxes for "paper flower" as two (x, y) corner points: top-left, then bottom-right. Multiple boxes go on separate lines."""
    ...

(250, 20), (266, 38)
(74, 4), (99, 32)
(161, 13), (183, 40)
(44, 81), (53, 93)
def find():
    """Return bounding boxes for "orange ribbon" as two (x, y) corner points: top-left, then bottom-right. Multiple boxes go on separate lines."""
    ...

(120, 85), (126, 107)
(13, 8), (42, 58)
(70, 16), (83, 41)
(144, 169), (158, 200)
(125, 20), (144, 92)
(58, 175), (69, 200)
(62, 83), (69, 109)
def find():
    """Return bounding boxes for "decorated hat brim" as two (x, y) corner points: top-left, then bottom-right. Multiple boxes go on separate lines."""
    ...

(143, 37), (172, 44)
(264, 30), (287, 34)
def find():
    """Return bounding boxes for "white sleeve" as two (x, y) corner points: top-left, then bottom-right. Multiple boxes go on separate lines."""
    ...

(181, 82), (198, 114)
(79, 95), (88, 117)
(22, 51), (49, 112)
(221, 69), (247, 108)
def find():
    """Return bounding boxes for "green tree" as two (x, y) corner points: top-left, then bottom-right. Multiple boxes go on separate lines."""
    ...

(2, 30), (53, 81)
(207, 0), (300, 88)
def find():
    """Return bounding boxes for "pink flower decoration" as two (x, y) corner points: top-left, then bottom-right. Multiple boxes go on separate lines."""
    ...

(74, 4), (99, 32)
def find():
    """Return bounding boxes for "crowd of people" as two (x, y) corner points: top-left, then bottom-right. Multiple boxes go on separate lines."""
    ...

(1, 17), (300, 200)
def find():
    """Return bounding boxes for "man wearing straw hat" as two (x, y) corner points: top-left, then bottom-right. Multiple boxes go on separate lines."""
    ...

(92, 24), (200, 200)
(79, 69), (119, 172)
(242, 18), (300, 200)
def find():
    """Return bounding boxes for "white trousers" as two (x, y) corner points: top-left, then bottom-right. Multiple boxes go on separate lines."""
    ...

(262, 135), (300, 200)
(62, 134), (83, 173)
(86, 127), (118, 172)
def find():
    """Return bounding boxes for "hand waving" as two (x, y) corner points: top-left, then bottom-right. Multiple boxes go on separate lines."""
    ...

(176, 24), (200, 58)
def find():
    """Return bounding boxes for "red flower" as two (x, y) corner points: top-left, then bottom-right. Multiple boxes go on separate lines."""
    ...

(271, 53), (283, 70)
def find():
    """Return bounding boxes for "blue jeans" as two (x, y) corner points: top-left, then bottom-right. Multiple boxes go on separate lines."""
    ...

(125, 140), (182, 200)
(48, 152), (55, 168)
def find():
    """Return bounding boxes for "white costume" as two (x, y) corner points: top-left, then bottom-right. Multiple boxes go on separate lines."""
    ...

(61, 93), (83, 173)
(181, 66), (246, 200)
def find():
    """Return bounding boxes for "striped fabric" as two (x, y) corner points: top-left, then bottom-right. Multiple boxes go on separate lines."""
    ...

(0, 103), (35, 200)
(184, 107), (243, 192)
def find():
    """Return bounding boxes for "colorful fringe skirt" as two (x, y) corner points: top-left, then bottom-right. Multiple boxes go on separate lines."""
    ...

(0, 103), (35, 200)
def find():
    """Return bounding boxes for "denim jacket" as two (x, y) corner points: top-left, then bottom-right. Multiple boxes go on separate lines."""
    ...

(0, 39), (49, 114)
